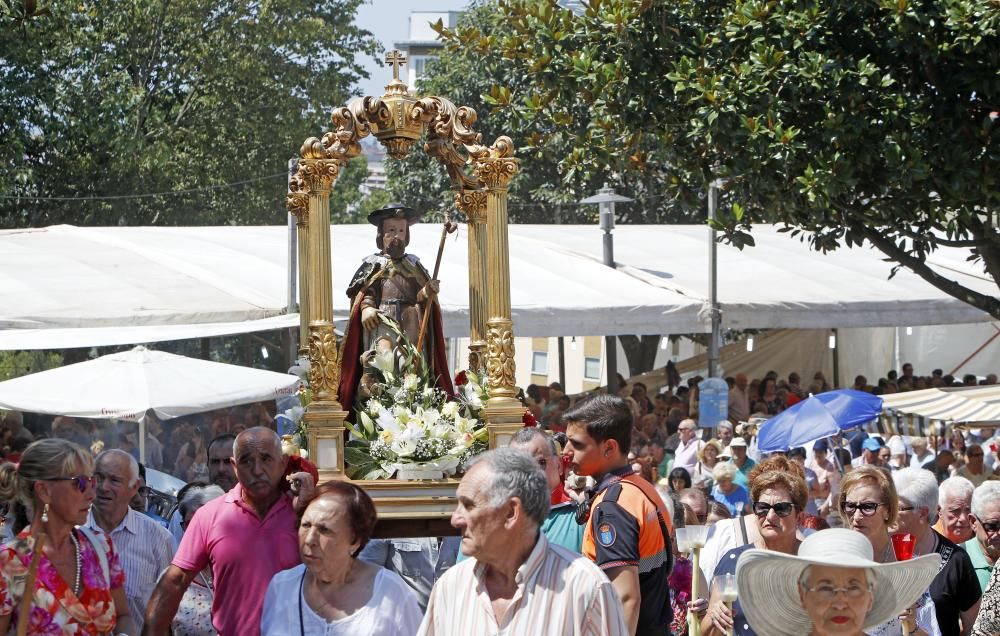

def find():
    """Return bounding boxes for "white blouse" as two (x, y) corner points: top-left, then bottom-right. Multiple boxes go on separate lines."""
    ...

(261, 564), (423, 636)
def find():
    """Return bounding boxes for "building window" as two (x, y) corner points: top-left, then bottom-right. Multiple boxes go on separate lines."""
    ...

(412, 55), (427, 79)
(584, 357), (601, 380)
(531, 351), (548, 375)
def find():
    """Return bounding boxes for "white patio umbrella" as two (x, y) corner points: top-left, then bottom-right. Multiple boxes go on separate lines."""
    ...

(0, 345), (301, 461)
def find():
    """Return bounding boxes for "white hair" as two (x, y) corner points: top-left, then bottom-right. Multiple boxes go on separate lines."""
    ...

(467, 448), (550, 526)
(96, 449), (140, 488)
(892, 468), (939, 523)
(178, 485), (225, 520)
(939, 476), (975, 509)
(713, 461), (738, 482)
(972, 481), (1000, 519)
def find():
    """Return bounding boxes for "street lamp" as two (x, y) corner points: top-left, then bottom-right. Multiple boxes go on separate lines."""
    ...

(581, 184), (633, 392)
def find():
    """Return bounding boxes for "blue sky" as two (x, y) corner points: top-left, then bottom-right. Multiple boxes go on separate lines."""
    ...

(353, 0), (470, 98)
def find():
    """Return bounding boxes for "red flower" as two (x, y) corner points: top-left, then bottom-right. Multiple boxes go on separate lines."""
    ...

(454, 370), (468, 386)
(522, 410), (537, 427)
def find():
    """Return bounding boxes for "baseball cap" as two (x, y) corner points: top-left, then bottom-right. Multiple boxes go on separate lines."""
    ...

(862, 438), (882, 452)
(729, 437), (748, 448)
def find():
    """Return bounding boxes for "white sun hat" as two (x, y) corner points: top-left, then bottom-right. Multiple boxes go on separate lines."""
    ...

(735, 528), (940, 636)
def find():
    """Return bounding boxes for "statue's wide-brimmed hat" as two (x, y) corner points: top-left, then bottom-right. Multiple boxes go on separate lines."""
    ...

(736, 528), (940, 636)
(367, 203), (422, 226)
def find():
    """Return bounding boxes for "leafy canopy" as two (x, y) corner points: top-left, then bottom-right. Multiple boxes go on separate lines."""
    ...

(1, 0), (380, 227)
(437, 0), (1000, 318)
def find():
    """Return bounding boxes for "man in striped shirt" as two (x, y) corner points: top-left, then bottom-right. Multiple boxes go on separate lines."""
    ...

(418, 448), (627, 636)
(85, 449), (175, 634)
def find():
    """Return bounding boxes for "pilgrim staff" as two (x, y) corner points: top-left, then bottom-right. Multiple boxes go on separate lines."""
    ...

(416, 217), (457, 354)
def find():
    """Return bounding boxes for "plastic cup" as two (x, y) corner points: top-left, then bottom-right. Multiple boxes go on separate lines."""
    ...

(891, 532), (915, 561)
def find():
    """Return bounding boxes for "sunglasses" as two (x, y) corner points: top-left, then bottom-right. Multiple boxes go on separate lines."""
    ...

(752, 501), (796, 518)
(49, 475), (97, 493)
(978, 519), (1000, 533)
(841, 501), (884, 516)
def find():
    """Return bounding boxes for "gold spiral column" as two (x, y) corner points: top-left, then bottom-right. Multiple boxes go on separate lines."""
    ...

(295, 139), (349, 477)
(455, 191), (488, 372)
(287, 170), (311, 358)
(474, 139), (523, 446)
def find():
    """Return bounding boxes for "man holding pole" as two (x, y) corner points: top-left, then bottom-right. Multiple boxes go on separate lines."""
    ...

(563, 395), (674, 636)
(339, 203), (454, 412)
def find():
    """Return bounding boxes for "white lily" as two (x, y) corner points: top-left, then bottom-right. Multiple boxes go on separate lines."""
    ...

(441, 401), (460, 418)
(461, 383), (483, 409)
(391, 438), (417, 457)
(370, 349), (396, 375)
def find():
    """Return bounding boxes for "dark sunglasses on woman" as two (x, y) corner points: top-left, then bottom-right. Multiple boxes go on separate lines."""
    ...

(752, 501), (796, 517)
(49, 475), (97, 492)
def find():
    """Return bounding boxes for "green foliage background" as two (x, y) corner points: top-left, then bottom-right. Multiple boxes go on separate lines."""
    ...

(1, 0), (380, 227)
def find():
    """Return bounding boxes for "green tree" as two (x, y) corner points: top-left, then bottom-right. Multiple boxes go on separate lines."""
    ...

(384, 1), (698, 225)
(441, 0), (1000, 319)
(0, 0), (379, 227)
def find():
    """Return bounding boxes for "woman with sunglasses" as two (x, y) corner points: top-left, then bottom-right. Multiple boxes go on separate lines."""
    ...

(0, 438), (134, 635)
(702, 469), (808, 635)
(839, 466), (939, 635)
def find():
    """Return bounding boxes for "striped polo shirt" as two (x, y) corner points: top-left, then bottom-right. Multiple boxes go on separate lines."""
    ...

(418, 533), (627, 635)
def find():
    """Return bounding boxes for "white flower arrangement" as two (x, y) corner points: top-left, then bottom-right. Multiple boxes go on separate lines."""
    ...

(343, 318), (489, 480)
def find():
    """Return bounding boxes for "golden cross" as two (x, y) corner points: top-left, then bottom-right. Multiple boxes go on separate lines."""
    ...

(385, 50), (407, 82)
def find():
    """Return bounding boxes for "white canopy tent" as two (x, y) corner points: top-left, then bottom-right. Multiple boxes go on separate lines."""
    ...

(0, 345), (302, 460)
(881, 385), (1000, 423)
(0, 223), (994, 349)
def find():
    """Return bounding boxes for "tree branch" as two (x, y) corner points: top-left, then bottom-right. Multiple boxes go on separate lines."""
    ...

(890, 225), (987, 249)
(856, 224), (1000, 320)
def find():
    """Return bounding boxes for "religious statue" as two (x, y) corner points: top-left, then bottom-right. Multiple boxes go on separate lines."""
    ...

(339, 203), (455, 412)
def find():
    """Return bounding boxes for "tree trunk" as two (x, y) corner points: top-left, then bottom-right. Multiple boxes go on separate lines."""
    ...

(619, 335), (661, 376)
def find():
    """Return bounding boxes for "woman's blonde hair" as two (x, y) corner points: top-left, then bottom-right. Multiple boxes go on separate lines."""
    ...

(698, 439), (724, 464)
(838, 465), (899, 528)
(0, 438), (94, 508)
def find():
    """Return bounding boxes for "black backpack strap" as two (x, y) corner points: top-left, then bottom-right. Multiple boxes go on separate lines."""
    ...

(605, 479), (675, 575)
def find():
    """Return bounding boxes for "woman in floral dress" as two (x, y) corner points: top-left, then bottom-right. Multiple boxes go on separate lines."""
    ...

(0, 438), (134, 634)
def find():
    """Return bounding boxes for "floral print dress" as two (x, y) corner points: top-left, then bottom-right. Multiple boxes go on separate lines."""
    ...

(0, 528), (125, 634)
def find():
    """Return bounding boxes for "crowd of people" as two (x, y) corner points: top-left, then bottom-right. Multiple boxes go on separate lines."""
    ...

(0, 361), (997, 635)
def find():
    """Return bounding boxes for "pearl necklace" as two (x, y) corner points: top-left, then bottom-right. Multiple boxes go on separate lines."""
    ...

(69, 531), (82, 596)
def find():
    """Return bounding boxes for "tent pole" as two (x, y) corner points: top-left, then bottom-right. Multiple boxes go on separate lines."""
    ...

(707, 180), (721, 378)
(557, 337), (566, 390)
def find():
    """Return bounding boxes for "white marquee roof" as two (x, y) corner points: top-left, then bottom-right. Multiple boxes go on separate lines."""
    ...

(0, 223), (993, 349)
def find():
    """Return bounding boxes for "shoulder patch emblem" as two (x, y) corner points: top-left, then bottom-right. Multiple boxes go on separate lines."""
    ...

(597, 522), (616, 547)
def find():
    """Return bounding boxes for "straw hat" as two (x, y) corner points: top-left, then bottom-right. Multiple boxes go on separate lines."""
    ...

(735, 529), (940, 636)
(698, 439), (724, 463)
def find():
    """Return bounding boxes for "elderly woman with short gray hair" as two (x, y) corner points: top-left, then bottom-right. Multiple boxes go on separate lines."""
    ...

(171, 484), (224, 636)
(711, 461), (750, 517)
(892, 467), (981, 635)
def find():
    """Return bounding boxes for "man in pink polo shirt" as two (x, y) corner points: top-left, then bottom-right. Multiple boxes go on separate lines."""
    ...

(143, 427), (307, 635)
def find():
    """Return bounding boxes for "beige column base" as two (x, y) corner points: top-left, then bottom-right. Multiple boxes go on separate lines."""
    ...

(483, 398), (525, 449)
(304, 404), (348, 480)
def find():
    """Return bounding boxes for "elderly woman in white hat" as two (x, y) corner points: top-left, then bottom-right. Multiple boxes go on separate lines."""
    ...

(736, 529), (941, 636)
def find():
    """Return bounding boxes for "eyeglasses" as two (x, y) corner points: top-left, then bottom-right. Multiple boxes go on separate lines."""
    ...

(802, 582), (872, 602)
(977, 519), (1000, 534)
(841, 501), (884, 516)
(898, 505), (915, 513)
(752, 501), (797, 518)
(48, 475), (97, 493)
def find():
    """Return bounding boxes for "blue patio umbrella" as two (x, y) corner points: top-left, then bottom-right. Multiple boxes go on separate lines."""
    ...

(757, 389), (884, 453)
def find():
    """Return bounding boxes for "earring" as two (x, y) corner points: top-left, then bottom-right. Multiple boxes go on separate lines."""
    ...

(41, 503), (49, 524)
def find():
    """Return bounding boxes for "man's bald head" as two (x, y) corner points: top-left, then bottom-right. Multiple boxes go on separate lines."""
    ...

(232, 427), (287, 508)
